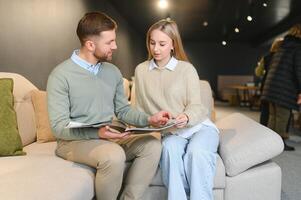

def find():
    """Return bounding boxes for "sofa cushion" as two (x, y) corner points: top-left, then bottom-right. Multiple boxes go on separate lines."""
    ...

(0, 142), (95, 200)
(0, 78), (25, 156)
(31, 90), (56, 143)
(216, 112), (284, 176)
(0, 72), (37, 146)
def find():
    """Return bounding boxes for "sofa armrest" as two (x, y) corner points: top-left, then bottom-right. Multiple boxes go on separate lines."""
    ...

(215, 113), (284, 177)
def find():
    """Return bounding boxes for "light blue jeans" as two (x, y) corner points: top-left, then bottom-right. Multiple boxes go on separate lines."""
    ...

(161, 125), (219, 200)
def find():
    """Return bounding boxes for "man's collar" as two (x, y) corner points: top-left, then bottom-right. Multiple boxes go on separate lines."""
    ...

(149, 57), (178, 71)
(71, 50), (102, 75)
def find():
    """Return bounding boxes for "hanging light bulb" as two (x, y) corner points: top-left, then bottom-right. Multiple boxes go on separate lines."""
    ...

(158, 0), (168, 9)
(222, 40), (227, 46)
(234, 27), (240, 33)
(263, 2), (267, 7)
(203, 21), (208, 27)
(247, 15), (253, 21)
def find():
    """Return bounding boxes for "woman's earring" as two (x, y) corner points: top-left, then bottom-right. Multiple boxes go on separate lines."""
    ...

(171, 49), (174, 55)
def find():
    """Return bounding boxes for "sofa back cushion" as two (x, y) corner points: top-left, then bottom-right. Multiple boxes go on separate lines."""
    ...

(0, 73), (37, 146)
(216, 112), (284, 176)
(123, 78), (130, 100)
(0, 78), (26, 156)
(31, 90), (56, 143)
(199, 80), (214, 119)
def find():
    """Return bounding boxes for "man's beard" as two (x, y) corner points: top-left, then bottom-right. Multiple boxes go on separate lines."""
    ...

(94, 51), (112, 62)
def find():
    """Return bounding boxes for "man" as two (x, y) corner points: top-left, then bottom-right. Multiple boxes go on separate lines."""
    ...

(261, 24), (301, 151)
(47, 12), (170, 200)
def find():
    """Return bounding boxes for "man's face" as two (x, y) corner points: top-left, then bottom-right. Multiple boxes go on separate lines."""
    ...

(92, 29), (117, 62)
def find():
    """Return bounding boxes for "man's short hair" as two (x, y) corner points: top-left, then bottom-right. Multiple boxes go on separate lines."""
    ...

(76, 12), (117, 45)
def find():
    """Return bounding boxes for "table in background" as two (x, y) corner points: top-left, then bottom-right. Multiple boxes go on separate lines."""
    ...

(228, 85), (260, 110)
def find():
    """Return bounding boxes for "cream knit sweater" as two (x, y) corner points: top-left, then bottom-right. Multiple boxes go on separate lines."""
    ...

(134, 60), (208, 127)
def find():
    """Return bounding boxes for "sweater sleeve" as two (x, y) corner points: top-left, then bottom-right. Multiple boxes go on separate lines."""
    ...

(113, 72), (150, 127)
(183, 65), (208, 126)
(47, 71), (99, 140)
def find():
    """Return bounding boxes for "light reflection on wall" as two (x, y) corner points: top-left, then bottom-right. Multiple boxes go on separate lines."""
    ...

(274, 0), (290, 21)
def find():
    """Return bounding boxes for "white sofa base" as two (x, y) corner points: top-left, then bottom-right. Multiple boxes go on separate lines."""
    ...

(225, 161), (281, 200)
(0, 142), (95, 200)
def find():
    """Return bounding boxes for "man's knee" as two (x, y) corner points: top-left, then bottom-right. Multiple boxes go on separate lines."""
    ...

(141, 135), (162, 155)
(96, 144), (126, 170)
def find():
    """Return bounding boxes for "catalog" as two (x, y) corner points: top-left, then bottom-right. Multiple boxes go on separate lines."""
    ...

(65, 119), (179, 133)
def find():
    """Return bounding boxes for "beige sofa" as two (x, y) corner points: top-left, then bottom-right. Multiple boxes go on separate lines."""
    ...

(0, 72), (284, 200)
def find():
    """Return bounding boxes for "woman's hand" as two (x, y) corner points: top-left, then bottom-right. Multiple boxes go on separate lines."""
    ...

(98, 126), (130, 139)
(175, 113), (189, 128)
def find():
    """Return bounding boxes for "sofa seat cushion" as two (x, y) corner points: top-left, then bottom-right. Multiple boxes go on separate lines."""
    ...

(0, 142), (95, 200)
(216, 113), (284, 177)
(145, 154), (225, 189)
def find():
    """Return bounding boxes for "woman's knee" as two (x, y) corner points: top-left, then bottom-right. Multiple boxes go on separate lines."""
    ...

(162, 135), (185, 149)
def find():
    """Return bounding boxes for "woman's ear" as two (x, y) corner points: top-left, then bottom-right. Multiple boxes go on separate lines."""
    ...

(171, 47), (174, 55)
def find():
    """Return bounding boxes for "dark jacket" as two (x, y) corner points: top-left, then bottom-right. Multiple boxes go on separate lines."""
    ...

(259, 52), (274, 92)
(261, 35), (301, 110)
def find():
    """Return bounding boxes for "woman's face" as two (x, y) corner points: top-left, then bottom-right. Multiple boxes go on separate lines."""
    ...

(149, 29), (174, 63)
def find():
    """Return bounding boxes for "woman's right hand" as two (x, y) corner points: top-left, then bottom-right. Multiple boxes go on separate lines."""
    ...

(98, 126), (130, 139)
(175, 113), (189, 128)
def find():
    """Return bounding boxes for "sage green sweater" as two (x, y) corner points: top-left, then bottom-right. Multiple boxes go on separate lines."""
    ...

(47, 59), (149, 140)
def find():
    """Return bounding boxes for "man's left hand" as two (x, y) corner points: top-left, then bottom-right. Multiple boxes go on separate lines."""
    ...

(148, 110), (171, 127)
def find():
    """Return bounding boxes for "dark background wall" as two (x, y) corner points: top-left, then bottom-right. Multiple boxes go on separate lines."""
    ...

(185, 41), (269, 93)
(0, 0), (268, 93)
(0, 0), (146, 89)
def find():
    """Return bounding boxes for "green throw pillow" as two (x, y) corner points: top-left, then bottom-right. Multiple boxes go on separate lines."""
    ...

(0, 78), (26, 156)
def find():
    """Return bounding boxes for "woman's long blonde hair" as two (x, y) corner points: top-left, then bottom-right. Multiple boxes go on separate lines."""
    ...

(146, 19), (189, 61)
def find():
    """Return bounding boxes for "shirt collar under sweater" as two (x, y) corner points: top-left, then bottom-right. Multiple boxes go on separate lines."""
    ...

(149, 56), (178, 71)
(71, 50), (102, 75)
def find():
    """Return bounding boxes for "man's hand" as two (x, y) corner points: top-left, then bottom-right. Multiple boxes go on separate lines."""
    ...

(98, 126), (130, 139)
(297, 94), (301, 105)
(175, 113), (189, 128)
(148, 110), (171, 127)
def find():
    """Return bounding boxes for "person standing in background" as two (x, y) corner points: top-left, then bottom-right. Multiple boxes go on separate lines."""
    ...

(262, 24), (301, 151)
(255, 38), (283, 126)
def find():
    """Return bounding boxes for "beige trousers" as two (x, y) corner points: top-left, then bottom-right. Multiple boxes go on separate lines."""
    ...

(56, 134), (162, 200)
(268, 103), (291, 139)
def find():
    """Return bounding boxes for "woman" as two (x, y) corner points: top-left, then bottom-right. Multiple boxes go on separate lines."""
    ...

(134, 19), (219, 200)
(261, 24), (301, 151)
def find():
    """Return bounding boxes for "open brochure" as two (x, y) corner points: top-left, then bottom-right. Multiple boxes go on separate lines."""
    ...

(65, 119), (179, 133)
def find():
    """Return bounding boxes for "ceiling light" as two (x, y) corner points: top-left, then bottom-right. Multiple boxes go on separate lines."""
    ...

(247, 15), (253, 21)
(222, 40), (227, 46)
(203, 21), (208, 27)
(158, 0), (168, 9)
(263, 2), (267, 7)
(234, 27), (240, 33)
